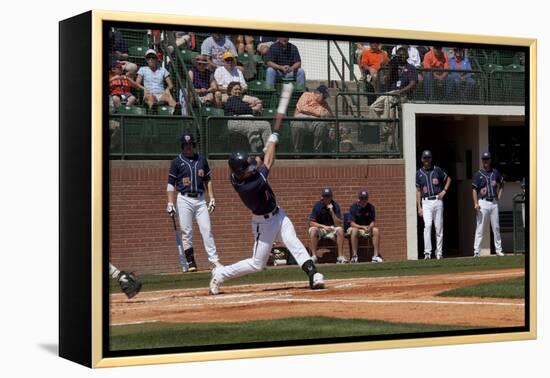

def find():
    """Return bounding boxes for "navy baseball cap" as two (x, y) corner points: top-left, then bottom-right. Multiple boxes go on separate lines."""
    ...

(358, 190), (369, 200)
(421, 150), (432, 159)
(316, 85), (330, 98)
(180, 133), (195, 146)
(481, 151), (492, 160)
(321, 188), (333, 197)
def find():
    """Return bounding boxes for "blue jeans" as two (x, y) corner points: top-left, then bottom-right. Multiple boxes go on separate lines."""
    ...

(266, 67), (306, 87)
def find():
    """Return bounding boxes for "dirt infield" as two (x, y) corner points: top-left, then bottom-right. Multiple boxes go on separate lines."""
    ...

(110, 268), (525, 328)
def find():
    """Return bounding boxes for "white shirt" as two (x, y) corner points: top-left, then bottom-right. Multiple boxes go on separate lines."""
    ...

(137, 66), (170, 95)
(214, 66), (247, 90)
(391, 45), (421, 67)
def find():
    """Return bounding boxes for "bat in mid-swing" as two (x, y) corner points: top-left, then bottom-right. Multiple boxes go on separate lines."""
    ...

(273, 82), (294, 131)
(171, 214), (189, 272)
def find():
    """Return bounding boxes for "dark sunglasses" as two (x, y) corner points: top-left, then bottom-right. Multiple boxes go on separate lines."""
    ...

(146, 56), (157, 60)
(224, 58), (234, 62)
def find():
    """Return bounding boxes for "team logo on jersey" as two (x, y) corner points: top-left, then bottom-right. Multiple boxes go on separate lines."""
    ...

(491, 180), (497, 187)
(423, 186), (428, 193)
(198, 169), (204, 177)
(432, 178), (439, 185)
(182, 177), (191, 186)
(480, 187), (487, 196)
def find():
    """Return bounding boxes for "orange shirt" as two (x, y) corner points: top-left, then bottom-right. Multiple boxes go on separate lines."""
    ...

(295, 92), (332, 117)
(423, 49), (450, 69)
(360, 49), (389, 70)
(109, 74), (133, 95)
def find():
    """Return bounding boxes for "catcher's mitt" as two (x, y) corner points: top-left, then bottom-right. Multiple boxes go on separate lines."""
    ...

(117, 271), (142, 299)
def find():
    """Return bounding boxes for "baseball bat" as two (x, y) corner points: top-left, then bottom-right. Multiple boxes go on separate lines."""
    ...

(273, 82), (294, 131)
(171, 214), (189, 272)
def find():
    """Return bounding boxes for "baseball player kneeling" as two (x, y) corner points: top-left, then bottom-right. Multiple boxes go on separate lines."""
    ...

(209, 132), (325, 295)
(308, 188), (347, 264)
(347, 190), (383, 263)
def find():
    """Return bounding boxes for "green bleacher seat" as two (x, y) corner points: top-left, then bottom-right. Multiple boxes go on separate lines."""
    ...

(505, 64), (525, 72)
(157, 106), (175, 116)
(262, 108), (276, 117)
(237, 53), (251, 65)
(180, 49), (199, 64)
(202, 107), (225, 117)
(484, 64), (503, 73)
(116, 105), (146, 115)
(117, 28), (149, 50)
(247, 80), (277, 108)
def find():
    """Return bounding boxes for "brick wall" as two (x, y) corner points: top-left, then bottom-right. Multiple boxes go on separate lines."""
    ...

(110, 160), (406, 274)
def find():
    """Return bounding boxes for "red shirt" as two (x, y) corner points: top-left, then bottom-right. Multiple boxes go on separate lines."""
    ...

(423, 49), (449, 69)
(109, 74), (133, 95)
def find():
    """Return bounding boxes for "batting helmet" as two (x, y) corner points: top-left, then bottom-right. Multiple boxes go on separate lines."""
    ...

(228, 151), (256, 180)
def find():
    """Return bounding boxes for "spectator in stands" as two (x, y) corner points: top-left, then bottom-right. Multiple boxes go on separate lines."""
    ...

(266, 38), (306, 87)
(369, 47), (417, 150)
(188, 55), (216, 106)
(201, 33), (238, 71)
(256, 36), (277, 55)
(347, 190), (383, 263)
(236, 35), (255, 55)
(359, 43), (389, 91)
(447, 48), (476, 99)
(214, 51), (262, 109)
(291, 85), (334, 153)
(224, 82), (271, 152)
(136, 49), (178, 114)
(423, 46), (450, 99)
(309, 188), (347, 264)
(391, 45), (421, 68)
(109, 63), (142, 109)
(109, 30), (138, 78)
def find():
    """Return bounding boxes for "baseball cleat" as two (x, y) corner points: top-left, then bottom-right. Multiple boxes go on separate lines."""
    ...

(336, 256), (349, 264)
(473, 252), (481, 258)
(424, 253), (431, 260)
(209, 269), (222, 295)
(187, 260), (197, 272)
(371, 255), (384, 263)
(311, 272), (325, 290)
(117, 271), (142, 299)
(350, 255), (359, 263)
(496, 251), (505, 257)
(436, 253), (443, 260)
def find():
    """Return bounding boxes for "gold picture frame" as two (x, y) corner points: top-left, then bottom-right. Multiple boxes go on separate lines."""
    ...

(59, 9), (536, 368)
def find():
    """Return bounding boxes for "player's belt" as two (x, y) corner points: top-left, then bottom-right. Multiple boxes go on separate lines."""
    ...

(183, 192), (200, 198)
(482, 197), (495, 202)
(423, 195), (438, 200)
(262, 207), (280, 219)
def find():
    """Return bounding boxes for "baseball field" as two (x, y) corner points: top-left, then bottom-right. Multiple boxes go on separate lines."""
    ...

(109, 255), (525, 351)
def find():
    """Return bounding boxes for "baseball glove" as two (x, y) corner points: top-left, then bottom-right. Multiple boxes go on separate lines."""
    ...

(117, 271), (142, 299)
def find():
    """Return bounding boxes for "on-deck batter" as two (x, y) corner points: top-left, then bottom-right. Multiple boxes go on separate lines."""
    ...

(166, 134), (222, 271)
(209, 132), (325, 294)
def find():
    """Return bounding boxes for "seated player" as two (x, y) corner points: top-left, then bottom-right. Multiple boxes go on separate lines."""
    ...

(347, 190), (383, 263)
(308, 188), (347, 264)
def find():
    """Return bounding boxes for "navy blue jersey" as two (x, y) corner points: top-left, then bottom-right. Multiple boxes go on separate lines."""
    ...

(416, 165), (448, 198)
(231, 165), (277, 215)
(472, 168), (503, 199)
(168, 153), (211, 194)
(349, 202), (376, 226)
(309, 200), (341, 226)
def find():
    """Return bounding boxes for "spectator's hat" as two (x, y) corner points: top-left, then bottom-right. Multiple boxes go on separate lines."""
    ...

(180, 133), (196, 147)
(321, 188), (333, 197)
(481, 151), (492, 160)
(358, 190), (369, 200)
(112, 62), (123, 70)
(223, 51), (236, 61)
(421, 150), (432, 159)
(195, 55), (209, 64)
(145, 49), (158, 58)
(316, 85), (330, 99)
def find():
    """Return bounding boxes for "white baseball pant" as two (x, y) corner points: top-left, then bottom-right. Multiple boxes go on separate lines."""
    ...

(473, 198), (502, 255)
(422, 198), (444, 255)
(215, 207), (312, 282)
(176, 193), (220, 264)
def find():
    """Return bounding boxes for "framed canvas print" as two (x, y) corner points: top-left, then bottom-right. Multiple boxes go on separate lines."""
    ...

(59, 10), (536, 368)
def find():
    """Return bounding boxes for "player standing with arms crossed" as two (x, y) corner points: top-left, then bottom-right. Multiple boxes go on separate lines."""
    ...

(209, 84), (325, 295)
(416, 150), (451, 260)
(166, 134), (222, 271)
(472, 152), (505, 257)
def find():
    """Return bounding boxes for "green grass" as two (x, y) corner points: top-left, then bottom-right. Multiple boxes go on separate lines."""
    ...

(110, 316), (476, 351)
(438, 277), (525, 299)
(111, 255), (525, 293)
